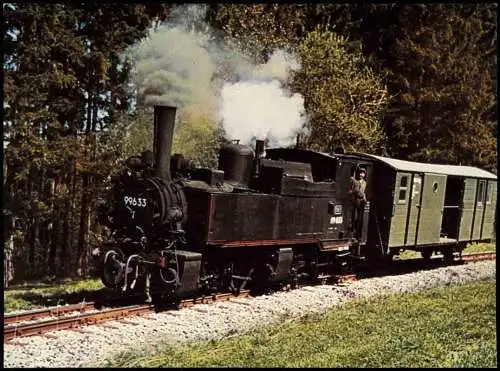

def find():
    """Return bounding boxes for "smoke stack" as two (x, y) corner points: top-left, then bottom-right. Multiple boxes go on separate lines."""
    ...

(255, 139), (265, 158)
(154, 105), (177, 180)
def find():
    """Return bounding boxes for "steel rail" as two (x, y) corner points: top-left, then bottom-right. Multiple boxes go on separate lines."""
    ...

(4, 304), (154, 342)
(460, 251), (496, 262)
(4, 302), (98, 326)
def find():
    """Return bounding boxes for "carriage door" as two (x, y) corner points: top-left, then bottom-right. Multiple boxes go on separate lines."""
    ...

(405, 173), (422, 247)
(388, 172), (411, 247)
(416, 174), (447, 245)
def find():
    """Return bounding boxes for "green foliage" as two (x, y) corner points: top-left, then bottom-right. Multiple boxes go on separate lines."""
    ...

(206, 4), (300, 61)
(110, 109), (154, 162)
(465, 242), (496, 253)
(387, 5), (497, 171)
(172, 108), (222, 168)
(107, 279), (496, 368)
(4, 278), (104, 312)
(291, 29), (389, 153)
(330, 4), (497, 171)
(210, 4), (497, 169)
(119, 107), (221, 169)
(3, 3), (170, 281)
(206, 4), (362, 61)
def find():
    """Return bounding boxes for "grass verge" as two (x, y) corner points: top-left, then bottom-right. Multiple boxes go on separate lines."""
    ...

(4, 278), (104, 312)
(109, 278), (496, 368)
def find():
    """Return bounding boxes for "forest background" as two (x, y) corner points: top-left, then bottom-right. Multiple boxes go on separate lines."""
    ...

(3, 3), (497, 285)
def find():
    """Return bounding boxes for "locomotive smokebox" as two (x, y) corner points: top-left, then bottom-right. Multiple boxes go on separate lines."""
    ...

(154, 105), (177, 180)
(218, 140), (255, 187)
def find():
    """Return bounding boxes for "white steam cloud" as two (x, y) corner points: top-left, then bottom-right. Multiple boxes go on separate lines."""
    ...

(130, 4), (305, 148)
(220, 79), (304, 147)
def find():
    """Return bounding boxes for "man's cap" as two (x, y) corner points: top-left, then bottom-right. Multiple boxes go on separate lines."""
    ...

(357, 166), (367, 173)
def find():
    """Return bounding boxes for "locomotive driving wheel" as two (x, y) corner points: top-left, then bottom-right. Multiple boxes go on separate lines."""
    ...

(101, 248), (126, 289)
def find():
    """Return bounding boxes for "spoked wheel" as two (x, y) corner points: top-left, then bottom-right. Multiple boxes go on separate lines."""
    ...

(229, 268), (254, 295)
(101, 248), (125, 289)
(336, 252), (353, 275)
(421, 249), (433, 261)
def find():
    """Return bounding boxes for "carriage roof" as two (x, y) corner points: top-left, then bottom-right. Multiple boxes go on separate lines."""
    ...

(347, 153), (497, 180)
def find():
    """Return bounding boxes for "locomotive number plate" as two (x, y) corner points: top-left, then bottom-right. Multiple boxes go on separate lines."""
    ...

(123, 196), (148, 207)
(330, 216), (343, 224)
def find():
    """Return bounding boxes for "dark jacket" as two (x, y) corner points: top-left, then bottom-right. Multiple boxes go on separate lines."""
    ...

(349, 177), (367, 208)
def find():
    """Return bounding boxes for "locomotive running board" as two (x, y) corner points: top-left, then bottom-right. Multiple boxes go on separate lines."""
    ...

(208, 238), (351, 250)
(208, 238), (320, 248)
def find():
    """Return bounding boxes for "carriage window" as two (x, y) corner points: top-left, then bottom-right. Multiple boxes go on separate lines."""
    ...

(486, 183), (493, 204)
(400, 176), (408, 188)
(412, 176), (421, 200)
(398, 175), (409, 203)
(477, 181), (485, 206)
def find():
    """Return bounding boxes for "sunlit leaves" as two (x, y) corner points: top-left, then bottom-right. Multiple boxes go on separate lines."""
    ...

(292, 29), (389, 153)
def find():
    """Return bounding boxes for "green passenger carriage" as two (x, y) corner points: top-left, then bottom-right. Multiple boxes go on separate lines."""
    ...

(340, 153), (497, 260)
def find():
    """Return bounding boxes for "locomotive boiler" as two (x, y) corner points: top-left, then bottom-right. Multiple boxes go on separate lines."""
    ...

(96, 105), (353, 302)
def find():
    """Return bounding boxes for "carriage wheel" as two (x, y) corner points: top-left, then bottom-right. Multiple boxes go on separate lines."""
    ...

(421, 249), (433, 261)
(442, 248), (454, 263)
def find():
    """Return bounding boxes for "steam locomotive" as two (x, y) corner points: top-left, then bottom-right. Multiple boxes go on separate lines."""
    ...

(95, 105), (497, 302)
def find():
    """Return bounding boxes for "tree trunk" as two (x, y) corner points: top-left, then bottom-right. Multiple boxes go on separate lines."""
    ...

(60, 167), (76, 276)
(77, 175), (91, 276)
(48, 177), (59, 275)
(77, 91), (94, 277)
(4, 214), (15, 288)
(38, 166), (48, 277)
(27, 167), (38, 279)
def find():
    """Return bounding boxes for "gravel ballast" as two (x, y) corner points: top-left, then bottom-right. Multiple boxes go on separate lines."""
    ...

(3, 260), (496, 368)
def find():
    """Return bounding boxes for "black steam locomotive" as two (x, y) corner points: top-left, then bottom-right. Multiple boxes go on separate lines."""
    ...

(95, 105), (362, 302)
(95, 105), (497, 302)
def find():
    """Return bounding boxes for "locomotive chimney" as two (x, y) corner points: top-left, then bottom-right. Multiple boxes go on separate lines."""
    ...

(154, 105), (177, 180)
(255, 139), (265, 159)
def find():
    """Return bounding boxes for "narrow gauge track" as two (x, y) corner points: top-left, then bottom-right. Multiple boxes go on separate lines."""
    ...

(4, 252), (494, 343)
(4, 291), (251, 343)
(355, 251), (496, 280)
(461, 251), (496, 262)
